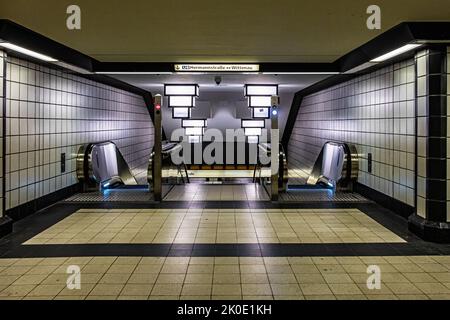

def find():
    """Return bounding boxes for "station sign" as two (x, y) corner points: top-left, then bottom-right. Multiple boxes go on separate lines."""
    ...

(174, 64), (260, 72)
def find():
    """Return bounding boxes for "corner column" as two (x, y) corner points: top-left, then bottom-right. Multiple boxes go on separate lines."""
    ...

(409, 46), (449, 242)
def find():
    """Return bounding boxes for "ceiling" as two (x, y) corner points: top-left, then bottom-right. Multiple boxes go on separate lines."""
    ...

(1, 0), (449, 63)
(109, 73), (331, 95)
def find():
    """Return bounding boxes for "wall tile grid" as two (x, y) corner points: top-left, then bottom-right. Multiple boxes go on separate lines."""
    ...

(4, 56), (154, 210)
(448, 46), (450, 222)
(0, 51), (4, 216)
(288, 59), (416, 206)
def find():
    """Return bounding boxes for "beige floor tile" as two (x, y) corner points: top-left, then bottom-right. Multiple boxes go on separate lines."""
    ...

(12, 274), (47, 286)
(0, 285), (36, 297)
(268, 273), (297, 284)
(120, 284), (153, 296)
(133, 264), (163, 274)
(117, 295), (148, 300)
(82, 264), (112, 274)
(214, 265), (240, 274)
(148, 295), (179, 300)
(214, 257), (239, 265)
(99, 273), (131, 284)
(212, 284), (241, 296)
(106, 264), (136, 274)
(181, 284), (212, 296)
(160, 264), (188, 274)
(243, 295), (273, 300)
(414, 282), (450, 295)
(291, 264), (320, 274)
(27, 284), (65, 297)
(305, 295), (336, 300)
(184, 273), (213, 284)
(241, 274), (269, 284)
(151, 284), (182, 296)
(241, 284), (272, 296)
(85, 295), (117, 300)
(403, 272), (438, 283)
(300, 283), (333, 296)
(89, 284), (125, 296)
(180, 295), (211, 300)
(54, 295), (86, 300)
(211, 295), (242, 300)
(187, 264), (214, 274)
(240, 264), (266, 274)
(156, 274), (186, 284)
(385, 283), (422, 295)
(427, 294), (450, 300)
(58, 284), (95, 297)
(396, 294), (429, 300)
(270, 284), (301, 296)
(210, 271), (240, 285)
(334, 293), (367, 300)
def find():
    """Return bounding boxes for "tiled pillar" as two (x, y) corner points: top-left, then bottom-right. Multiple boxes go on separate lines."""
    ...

(409, 46), (449, 242)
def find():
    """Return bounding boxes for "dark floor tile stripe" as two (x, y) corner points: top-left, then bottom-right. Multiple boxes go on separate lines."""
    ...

(3, 242), (450, 258)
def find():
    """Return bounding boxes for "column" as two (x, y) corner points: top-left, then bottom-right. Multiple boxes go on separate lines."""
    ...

(409, 46), (449, 242)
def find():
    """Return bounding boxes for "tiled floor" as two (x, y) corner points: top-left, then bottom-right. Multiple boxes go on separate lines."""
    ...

(0, 255), (449, 300)
(164, 184), (269, 201)
(23, 208), (405, 245)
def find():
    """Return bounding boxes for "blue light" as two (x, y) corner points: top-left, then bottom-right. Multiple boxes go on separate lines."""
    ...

(272, 110), (278, 116)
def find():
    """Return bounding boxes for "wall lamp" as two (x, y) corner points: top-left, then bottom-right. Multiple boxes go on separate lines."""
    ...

(0, 42), (58, 62)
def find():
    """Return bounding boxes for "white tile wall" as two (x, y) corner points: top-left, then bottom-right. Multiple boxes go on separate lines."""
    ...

(288, 59), (416, 206)
(4, 56), (154, 210)
(0, 50), (4, 216)
(447, 46), (450, 222)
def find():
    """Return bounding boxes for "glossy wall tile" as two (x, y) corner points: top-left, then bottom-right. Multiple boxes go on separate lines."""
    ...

(288, 59), (416, 207)
(3, 56), (154, 210)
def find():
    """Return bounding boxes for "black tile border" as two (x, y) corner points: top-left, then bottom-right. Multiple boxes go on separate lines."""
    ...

(1, 198), (450, 258)
(0, 216), (12, 238)
(4, 242), (450, 259)
(354, 183), (415, 219)
(5, 183), (82, 222)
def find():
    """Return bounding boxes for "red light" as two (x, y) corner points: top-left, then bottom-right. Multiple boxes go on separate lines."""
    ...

(155, 104), (161, 110)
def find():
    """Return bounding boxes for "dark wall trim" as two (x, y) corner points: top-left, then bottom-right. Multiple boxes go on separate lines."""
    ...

(0, 216), (12, 238)
(6, 183), (82, 222)
(355, 183), (415, 219)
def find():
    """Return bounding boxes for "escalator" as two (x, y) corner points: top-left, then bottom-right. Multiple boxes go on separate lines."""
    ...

(76, 140), (189, 196)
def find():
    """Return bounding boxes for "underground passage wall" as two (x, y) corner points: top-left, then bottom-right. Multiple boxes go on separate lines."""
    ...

(2, 52), (154, 216)
(288, 59), (416, 208)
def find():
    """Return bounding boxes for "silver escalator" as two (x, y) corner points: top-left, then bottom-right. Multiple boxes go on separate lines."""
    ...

(76, 141), (138, 191)
(148, 140), (189, 193)
(305, 141), (358, 191)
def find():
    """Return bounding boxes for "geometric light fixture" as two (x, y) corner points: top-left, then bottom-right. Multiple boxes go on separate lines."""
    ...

(248, 96), (272, 107)
(164, 84), (199, 120)
(164, 84), (204, 142)
(245, 85), (278, 96)
(241, 119), (265, 128)
(252, 107), (270, 119)
(242, 84), (278, 143)
(164, 84), (199, 96)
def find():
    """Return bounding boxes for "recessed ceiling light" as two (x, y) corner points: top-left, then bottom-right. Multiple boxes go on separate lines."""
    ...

(0, 42), (57, 62)
(370, 44), (422, 63)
